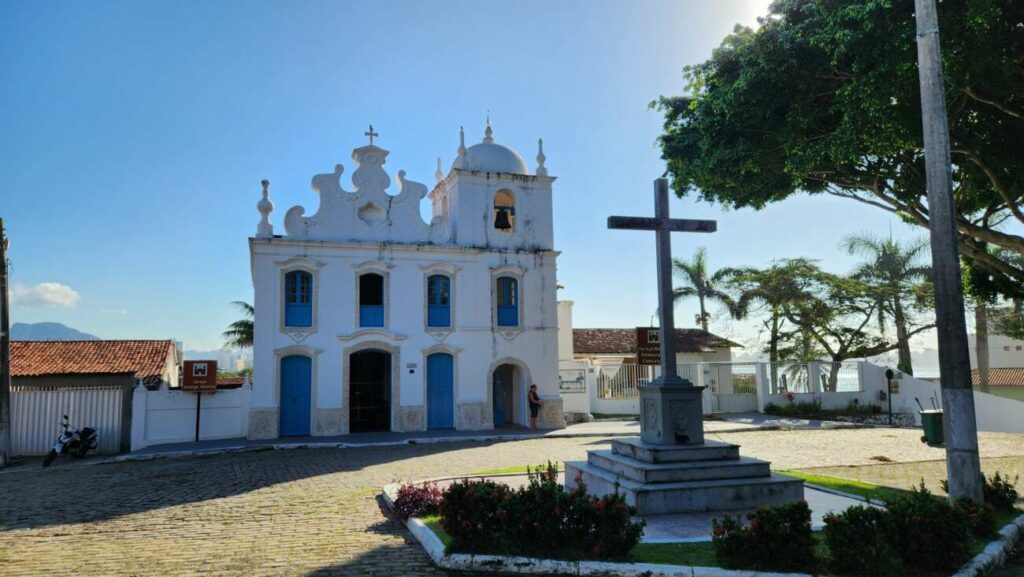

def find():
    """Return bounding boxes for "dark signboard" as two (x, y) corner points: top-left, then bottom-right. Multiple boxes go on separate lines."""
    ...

(183, 360), (218, 393)
(636, 327), (661, 366)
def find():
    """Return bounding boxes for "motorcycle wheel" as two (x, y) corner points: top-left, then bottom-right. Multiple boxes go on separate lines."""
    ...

(42, 450), (58, 468)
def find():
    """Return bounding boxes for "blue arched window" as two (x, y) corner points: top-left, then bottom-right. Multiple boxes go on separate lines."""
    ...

(284, 271), (313, 327)
(427, 275), (451, 328)
(359, 273), (385, 327)
(496, 276), (518, 327)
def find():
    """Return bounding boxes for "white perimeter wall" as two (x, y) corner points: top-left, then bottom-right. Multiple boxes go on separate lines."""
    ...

(863, 363), (1024, 434)
(131, 386), (250, 451)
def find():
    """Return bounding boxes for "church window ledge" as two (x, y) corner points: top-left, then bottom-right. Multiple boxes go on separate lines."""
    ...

(337, 328), (408, 342)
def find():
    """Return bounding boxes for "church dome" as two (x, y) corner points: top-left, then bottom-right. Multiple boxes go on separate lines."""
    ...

(452, 124), (529, 175)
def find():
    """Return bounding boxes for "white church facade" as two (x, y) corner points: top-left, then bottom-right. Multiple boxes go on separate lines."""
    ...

(247, 124), (565, 439)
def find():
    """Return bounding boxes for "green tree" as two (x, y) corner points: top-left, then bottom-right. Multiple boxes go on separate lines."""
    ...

(655, 0), (1024, 297)
(222, 301), (254, 349)
(672, 247), (737, 332)
(842, 233), (933, 375)
(727, 258), (820, 365)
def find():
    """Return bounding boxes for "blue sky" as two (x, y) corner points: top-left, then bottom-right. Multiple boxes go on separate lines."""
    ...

(1, 0), (933, 351)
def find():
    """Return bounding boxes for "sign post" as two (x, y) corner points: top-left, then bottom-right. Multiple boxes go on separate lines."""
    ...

(608, 178), (716, 445)
(636, 327), (661, 366)
(183, 361), (217, 443)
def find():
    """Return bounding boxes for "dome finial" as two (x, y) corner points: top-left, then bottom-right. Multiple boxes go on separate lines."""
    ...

(256, 179), (274, 237)
(535, 138), (548, 176)
(435, 157), (444, 183)
(456, 126), (468, 169)
(483, 112), (494, 144)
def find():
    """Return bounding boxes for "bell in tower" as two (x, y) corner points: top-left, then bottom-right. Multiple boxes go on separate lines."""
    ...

(494, 207), (513, 230)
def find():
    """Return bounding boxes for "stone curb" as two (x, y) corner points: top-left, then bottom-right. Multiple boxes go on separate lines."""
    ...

(952, 512), (1024, 577)
(799, 482), (887, 508)
(382, 484), (812, 577)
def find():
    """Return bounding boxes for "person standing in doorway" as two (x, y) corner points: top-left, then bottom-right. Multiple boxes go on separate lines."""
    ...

(528, 384), (542, 431)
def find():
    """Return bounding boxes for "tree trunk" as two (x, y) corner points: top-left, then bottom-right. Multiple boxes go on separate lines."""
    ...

(768, 310), (780, 391)
(699, 294), (708, 332)
(894, 299), (914, 375)
(976, 304), (989, 393)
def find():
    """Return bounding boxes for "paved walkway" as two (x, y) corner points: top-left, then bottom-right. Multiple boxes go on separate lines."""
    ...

(4, 427), (1020, 576)
(120, 414), (850, 461)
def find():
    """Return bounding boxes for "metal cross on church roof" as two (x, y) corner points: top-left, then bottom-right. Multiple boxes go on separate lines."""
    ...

(365, 124), (378, 145)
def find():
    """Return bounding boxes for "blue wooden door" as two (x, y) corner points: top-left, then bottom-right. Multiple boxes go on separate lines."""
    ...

(426, 353), (454, 429)
(280, 355), (312, 436)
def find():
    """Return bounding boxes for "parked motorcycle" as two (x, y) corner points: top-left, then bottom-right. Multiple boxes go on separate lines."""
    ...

(42, 414), (98, 468)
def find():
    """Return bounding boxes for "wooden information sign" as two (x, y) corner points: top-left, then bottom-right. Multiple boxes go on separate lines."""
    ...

(636, 327), (661, 366)
(183, 360), (218, 393)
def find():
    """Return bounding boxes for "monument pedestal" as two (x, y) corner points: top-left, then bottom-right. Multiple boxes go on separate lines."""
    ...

(639, 384), (706, 445)
(565, 437), (804, 515)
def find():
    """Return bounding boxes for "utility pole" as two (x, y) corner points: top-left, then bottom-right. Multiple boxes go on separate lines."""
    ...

(0, 218), (11, 467)
(913, 0), (983, 501)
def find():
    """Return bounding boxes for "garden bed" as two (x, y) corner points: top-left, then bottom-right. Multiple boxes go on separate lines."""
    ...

(384, 470), (1024, 576)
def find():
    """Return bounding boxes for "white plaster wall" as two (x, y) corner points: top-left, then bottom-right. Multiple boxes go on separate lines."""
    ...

(865, 363), (1024, 433)
(131, 386), (250, 451)
(968, 333), (1024, 369)
(557, 300), (574, 361)
(250, 240), (559, 433)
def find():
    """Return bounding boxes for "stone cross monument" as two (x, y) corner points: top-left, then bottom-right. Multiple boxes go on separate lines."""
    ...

(608, 178), (715, 446)
(565, 177), (804, 514)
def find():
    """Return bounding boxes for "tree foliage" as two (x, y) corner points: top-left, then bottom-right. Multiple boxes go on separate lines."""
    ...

(222, 301), (254, 349)
(656, 0), (1024, 298)
(672, 247), (738, 331)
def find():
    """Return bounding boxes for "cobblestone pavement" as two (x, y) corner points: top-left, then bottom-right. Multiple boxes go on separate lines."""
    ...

(2, 429), (1023, 576)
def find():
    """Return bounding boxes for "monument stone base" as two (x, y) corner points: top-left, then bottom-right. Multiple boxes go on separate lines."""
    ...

(639, 384), (705, 445)
(565, 437), (804, 515)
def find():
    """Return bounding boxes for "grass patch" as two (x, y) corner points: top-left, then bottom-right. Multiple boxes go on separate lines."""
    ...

(628, 542), (717, 566)
(779, 470), (910, 504)
(464, 464), (564, 476)
(420, 514), (451, 547)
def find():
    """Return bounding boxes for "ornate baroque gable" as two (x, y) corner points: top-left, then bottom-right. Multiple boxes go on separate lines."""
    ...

(282, 143), (447, 244)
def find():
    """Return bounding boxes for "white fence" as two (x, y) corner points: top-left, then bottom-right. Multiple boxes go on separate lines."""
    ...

(131, 386), (251, 451)
(11, 384), (127, 455)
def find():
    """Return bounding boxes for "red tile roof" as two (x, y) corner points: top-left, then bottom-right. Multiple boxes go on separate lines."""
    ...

(11, 340), (176, 385)
(971, 368), (1024, 387)
(573, 328), (738, 355)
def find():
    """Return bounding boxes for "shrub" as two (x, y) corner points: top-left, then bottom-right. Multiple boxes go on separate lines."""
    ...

(887, 482), (971, 572)
(438, 463), (644, 561)
(984, 472), (1020, 510)
(711, 500), (817, 573)
(941, 471), (1020, 510)
(954, 497), (998, 537)
(823, 505), (902, 577)
(392, 481), (443, 521)
(439, 478), (513, 553)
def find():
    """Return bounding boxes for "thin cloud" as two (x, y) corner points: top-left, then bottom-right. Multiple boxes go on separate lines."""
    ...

(11, 282), (81, 308)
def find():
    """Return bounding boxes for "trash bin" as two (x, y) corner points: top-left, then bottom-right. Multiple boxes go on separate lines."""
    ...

(920, 410), (944, 445)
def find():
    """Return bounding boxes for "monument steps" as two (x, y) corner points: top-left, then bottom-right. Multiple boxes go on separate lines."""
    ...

(587, 450), (771, 484)
(566, 460), (804, 515)
(611, 438), (739, 463)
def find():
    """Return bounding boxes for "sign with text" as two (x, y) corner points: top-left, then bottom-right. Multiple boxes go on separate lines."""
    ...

(636, 327), (661, 366)
(183, 360), (217, 392)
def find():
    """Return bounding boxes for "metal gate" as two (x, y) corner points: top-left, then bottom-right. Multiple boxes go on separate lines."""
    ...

(705, 363), (759, 413)
(11, 384), (126, 455)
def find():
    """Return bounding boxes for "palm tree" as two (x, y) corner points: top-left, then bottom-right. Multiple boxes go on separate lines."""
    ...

(672, 247), (737, 332)
(842, 233), (931, 375)
(223, 301), (254, 349)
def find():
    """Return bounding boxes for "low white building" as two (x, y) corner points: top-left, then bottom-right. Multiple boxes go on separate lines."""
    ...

(247, 124), (565, 439)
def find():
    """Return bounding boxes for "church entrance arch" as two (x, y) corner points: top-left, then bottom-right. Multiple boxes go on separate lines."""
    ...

(350, 350), (391, 432)
(492, 363), (520, 427)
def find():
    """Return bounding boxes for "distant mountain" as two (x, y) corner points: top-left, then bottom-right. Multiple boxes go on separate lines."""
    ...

(11, 322), (100, 341)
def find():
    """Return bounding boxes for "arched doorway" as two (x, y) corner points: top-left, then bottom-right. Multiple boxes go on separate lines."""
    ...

(492, 363), (520, 427)
(350, 350), (391, 432)
(280, 355), (312, 437)
(426, 353), (454, 429)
